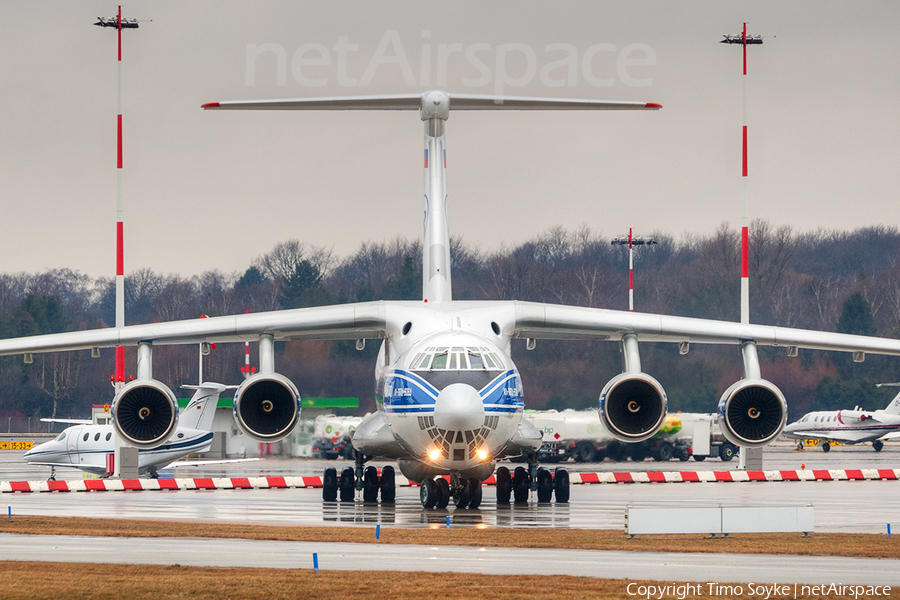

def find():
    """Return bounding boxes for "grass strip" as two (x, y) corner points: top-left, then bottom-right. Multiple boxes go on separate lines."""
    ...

(0, 515), (898, 559)
(2, 561), (895, 600)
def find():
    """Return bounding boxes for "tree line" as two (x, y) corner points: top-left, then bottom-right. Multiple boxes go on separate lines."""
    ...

(3, 220), (900, 428)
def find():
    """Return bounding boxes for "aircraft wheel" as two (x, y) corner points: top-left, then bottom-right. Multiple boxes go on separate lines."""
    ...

(436, 477), (451, 509)
(339, 467), (355, 502)
(420, 478), (438, 509)
(454, 480), (471, 509)
(322, 467), (338, 502)
(467, 478), (483, 509)
(693, 454), (706, 462)
(513, 466), (530, 504)
(554, 467), (570, 503)
(380, 465), (396, 503)
(536, 467), (553, 503)
(874, 440), (884, 452)
(363, 466), (379, 503)
(822, 442), (831, 453)
(496, 466), (511, 505)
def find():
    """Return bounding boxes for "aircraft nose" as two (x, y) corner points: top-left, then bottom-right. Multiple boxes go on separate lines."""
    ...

(433, 383), (484, 432)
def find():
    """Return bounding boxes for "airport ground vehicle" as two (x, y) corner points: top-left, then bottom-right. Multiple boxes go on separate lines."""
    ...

(527, 409), (734, 462)
(311, 415), (362, 460)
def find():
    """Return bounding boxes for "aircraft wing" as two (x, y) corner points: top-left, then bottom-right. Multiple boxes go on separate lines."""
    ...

(511, 301), (900, 356)
(40, 418), (92, 425)
(0, 301), (387, 356)
(878, 431), (900, 441)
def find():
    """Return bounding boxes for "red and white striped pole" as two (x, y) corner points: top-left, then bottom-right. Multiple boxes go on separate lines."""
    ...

(95, 7), (141, 391)
(241, 309), (256, 379)
(722, 23), (763, 325)
(628, 228), (634, 312)
(114, 5), (126, 391)
(612, 231), (657, 312)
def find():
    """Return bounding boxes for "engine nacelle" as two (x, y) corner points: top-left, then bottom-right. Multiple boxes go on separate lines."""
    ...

(233, 373), (301, 442)
(599, 372), (668, 443)
(717, 379), (787, 447)
(112, 379), (179, 448)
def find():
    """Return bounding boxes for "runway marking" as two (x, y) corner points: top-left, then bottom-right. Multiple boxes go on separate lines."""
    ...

(3, 468), (900, 494)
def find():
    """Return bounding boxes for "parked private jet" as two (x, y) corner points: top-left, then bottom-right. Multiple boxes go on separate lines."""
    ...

(5, 91), (900, 510)
(24, 383), (233, 478)
(782, 387), (900, 452)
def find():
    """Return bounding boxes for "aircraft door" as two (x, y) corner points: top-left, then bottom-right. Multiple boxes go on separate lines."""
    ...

(66, 428), (83, 465)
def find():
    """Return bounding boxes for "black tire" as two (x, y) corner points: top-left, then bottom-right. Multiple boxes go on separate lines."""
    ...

(363, 466), (379, 503)
(607, 441), (628, 462)
(536, 467), (553, 503)
(574, 441), (595, 463)
(655, 441), (674, 462)
(874, 440), (884, 452)
(496, 466), (511, 505)
(513, 466), (530, 504)
(554, 467), (570, 504)
(339, 467), (355, 502)
(420, 478), (438, 509)
(379, 465), (396, 504)
(467, 478), (483, 509)
(693, 454), (706, 462)
(454, 481), (471, 509)
(436, 477), (451, 509)
(822, 442), (830, 453)
(719, 443), (736, 462)
(630, 444), (649, 462)
(322, 467), (338, 502)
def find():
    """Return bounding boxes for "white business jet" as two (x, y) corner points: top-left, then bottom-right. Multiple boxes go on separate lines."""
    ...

(24, 383), (232, 478)
(783, 385), (900, 452)
(4, 91), (900, 510)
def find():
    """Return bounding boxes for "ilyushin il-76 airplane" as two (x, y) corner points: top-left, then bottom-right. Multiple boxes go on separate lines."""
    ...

(782, 386), (900, 452)
(3, 90), (900, 509)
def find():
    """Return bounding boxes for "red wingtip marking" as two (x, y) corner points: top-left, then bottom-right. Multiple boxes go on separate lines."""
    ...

(201, 102), (221, 109)
(645, 102), (662, 109)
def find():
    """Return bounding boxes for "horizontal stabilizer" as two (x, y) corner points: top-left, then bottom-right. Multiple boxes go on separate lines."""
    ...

(40, 418), (92, 425)
(202, 92), (661, 112)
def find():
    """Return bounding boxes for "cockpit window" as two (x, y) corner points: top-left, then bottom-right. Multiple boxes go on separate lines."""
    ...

(415, 347), (502, 371)
(55, 432), (66, 442)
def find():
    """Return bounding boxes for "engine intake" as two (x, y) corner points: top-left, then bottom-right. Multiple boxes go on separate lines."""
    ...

(599, 372), (667, 443)
(717, 379), (787, 447)
(112, 379), (179, 448)
(233, 373), (301, 442)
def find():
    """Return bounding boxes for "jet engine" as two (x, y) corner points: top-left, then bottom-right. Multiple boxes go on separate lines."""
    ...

(717, 379), (787, 447)
(599, 372), (668, 443)
(233, 372), (301, 441)
(112, 379), (179, 448)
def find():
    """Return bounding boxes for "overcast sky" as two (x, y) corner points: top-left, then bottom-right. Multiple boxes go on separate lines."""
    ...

(2, 1), (898, 278)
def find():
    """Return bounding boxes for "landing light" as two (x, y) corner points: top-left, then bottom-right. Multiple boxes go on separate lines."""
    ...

(476, 448), (488, 461)
(428, 449), (441, 461)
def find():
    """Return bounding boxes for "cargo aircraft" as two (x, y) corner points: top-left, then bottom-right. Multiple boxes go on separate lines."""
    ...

(4, 91), (900, 509)
(782, 386), (900, 452)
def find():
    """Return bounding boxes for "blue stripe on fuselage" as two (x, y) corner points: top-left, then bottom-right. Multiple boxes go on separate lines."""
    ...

(383, 369), (523, 413)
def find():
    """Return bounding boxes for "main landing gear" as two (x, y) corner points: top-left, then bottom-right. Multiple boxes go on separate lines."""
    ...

(421, 474), (483, 509)
(494, 462), (569, 505)
(322, 454), (396, 504)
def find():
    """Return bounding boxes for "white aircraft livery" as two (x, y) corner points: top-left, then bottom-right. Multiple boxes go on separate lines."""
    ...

(23, 383), (230, 478)
(782, 388), (900, 452)
(4, 91), (900, 509)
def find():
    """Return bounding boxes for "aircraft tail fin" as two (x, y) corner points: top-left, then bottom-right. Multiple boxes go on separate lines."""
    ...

(202, 92), (660, 304)
(884, 390), (900, 415)
(179, 383), (238, 431)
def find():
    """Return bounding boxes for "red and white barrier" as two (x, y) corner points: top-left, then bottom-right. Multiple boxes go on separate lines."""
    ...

(1, 469), (898, 493)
